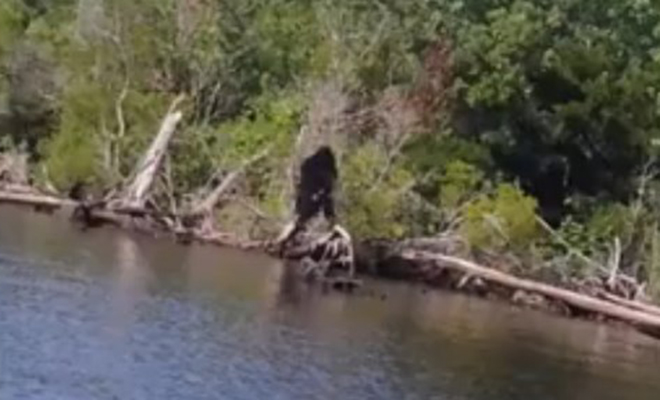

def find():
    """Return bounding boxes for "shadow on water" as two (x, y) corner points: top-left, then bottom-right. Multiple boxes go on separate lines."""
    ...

(1, 205), (660, 400)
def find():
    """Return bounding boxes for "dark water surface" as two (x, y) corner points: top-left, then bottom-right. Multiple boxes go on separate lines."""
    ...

(1, 207), (660, 400)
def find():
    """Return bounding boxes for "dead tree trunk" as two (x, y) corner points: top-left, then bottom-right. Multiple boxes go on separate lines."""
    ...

(0, 191), (74, 210)
(116, 97), (184, 210)
(180, 147), (271, 234)
(596, 291), (660, 319)
(403, 250), (660, 334)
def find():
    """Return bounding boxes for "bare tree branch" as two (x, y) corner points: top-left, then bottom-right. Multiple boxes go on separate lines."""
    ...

(190, 146), (271, 216)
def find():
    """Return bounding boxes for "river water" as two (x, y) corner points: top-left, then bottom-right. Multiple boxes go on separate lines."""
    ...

(1, 207), (659, 400)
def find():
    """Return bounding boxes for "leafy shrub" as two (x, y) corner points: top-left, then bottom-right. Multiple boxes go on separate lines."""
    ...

(340, 143), (413, 239)
(40, 128), (101, 190)
(0, 1), (23, 58)
(438, 160), (484, 210)
(461, 183), (539, 251)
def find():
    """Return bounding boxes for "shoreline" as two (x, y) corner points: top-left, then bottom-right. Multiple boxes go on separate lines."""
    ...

(2, 187), (660, 343)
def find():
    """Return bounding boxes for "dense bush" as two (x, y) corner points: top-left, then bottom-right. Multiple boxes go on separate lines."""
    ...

(461, 183), (539, 251)
(341, 143), (413, 239)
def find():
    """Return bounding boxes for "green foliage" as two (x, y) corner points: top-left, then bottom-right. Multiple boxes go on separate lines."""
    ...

(168, 124), (220, 195)
(455, 1), (546, 106)
(647, 228), (660, 301)
(450, 0), (660, 205)
(169, 91), (303, 215)
(39, 71), (170, 190)
(40, 122), (102, 190)
(220, 93), (303, 164)
(583, 204), (632, 251)
(252, 1), (323, 84)
(39, 79), (104, 188)
(341, 144), (413, 239)
(0, 0), (25, 58)
(438, 160), (484, 209)
(116, 91), (171, 172)
(209, 92), (303, 216)
(461, 183), (539, 251)
(41, 131), (100, 189)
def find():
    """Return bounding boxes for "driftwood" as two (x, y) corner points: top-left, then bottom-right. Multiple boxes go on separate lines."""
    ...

(596, 291), (660, 319)
(115, 96), (184, 210)
(0, 96), (258, 248)
(0, 187), (268, 248)
(538, 217), (646, 300)
(402, 250), (660, 337)
(0, 191), (74, 210)
(0, 190), (135, 229)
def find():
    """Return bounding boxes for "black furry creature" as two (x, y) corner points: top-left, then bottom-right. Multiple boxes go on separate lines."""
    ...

(275, 146), (339, 254)
(68, 181), (87, 201)
(275, 146), (356, 279)
(67, 181), (102, 229)
(295, 145), (338, 226)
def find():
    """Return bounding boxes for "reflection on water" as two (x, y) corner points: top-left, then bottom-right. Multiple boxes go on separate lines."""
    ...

(1, 206), (660, 400)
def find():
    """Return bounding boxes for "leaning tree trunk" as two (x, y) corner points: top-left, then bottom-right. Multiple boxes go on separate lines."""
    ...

(117, 97), (184, 210)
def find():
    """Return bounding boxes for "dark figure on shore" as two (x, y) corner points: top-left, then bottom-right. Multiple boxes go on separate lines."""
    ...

(296, 145), (337, 226)
(68, 181), (87, 201)
(274, 145), (356, 280)
(275, 146), (338, 251)
(68, 181), (101, 229)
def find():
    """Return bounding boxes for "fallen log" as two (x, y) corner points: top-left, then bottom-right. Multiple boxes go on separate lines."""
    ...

(597, 291), (660, 319)
(0, 190), (134, 231)
(402, 250), (660, 336)
(0, 190), (73, 210)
